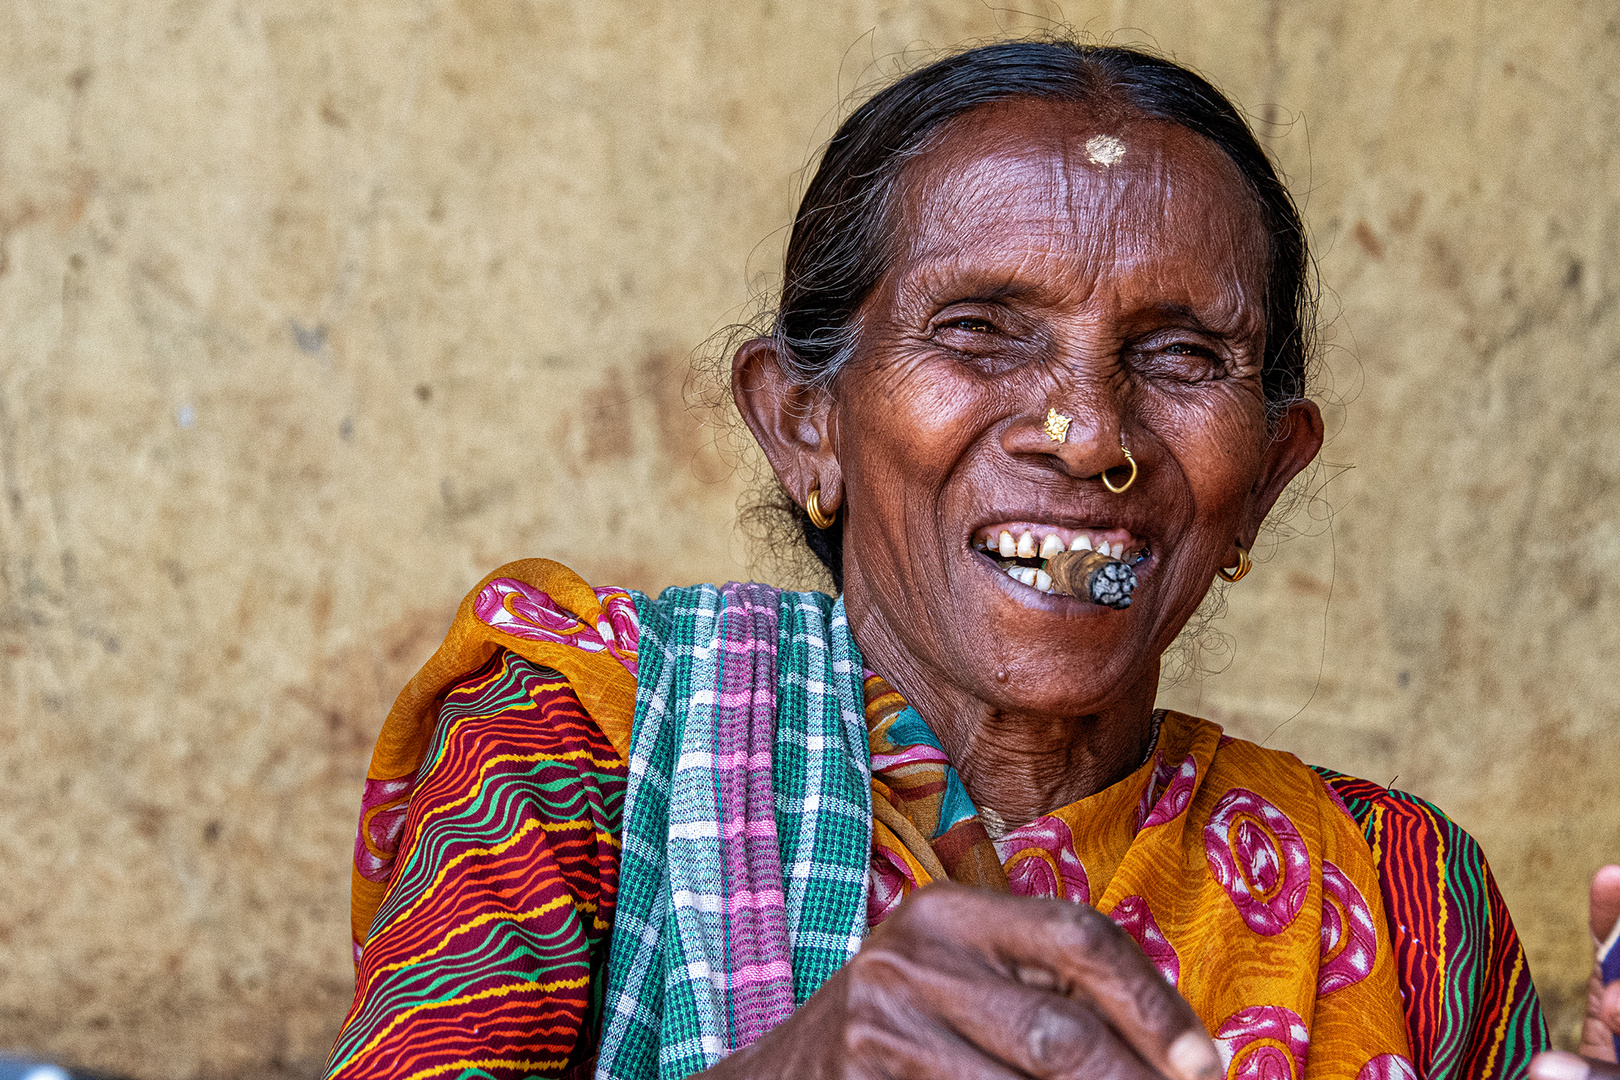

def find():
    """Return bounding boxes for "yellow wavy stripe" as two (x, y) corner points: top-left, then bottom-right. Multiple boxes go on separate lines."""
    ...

(371, 890), (576, 977)
(374, 818), (547, 951)
(1434, 828), (1449, 1014)
(338, 976), (589, 1076)
(407, 737), (620, 845)
(1479, 950), (1525, 1078)
(358, 704), (620, 954)
(406, 1058), (569, 1080)
(535, 817), (621, 859)
(373, 807), (617, 967)
(424, 707), (622, 777)
(460, 661), (519, 697)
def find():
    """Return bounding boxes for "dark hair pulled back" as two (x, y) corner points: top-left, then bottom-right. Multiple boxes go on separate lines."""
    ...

(769, 40), (1315, 590)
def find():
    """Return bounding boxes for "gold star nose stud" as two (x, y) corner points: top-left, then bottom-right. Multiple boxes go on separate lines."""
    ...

(1044, 408), (1072, 443)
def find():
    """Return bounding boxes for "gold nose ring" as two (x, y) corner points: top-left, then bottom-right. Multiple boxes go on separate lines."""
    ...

(1102, 444), (1137, 494)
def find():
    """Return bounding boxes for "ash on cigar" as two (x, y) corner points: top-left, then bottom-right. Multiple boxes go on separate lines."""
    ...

(1044, 549), (1137, 609)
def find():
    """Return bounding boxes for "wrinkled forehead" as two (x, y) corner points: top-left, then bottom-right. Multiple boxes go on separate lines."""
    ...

(888, 100), (1270, 310)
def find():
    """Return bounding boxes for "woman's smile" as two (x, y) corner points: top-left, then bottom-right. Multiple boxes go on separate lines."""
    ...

(968, 522), (1151, 598)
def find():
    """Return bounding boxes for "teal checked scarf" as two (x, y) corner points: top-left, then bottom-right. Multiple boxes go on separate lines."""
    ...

(596, 583), (873, 1080)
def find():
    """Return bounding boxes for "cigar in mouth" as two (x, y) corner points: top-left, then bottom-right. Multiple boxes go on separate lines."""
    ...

(1044, 549), (1137, 609)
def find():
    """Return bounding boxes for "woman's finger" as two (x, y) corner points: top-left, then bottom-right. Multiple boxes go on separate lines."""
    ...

(1530, 1050), (1620, 1080)
(857, 945), (1167, 1080)
(897, 886), (1219, 1080)
(1579, 866), (1620, 1061)
(840, 1020), (1037, 1080)
(1590, 864), (1620, 941)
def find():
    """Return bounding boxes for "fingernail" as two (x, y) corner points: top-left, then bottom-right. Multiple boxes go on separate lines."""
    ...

(1167, 1029), (1221, 1080)
(1532, 1051), (1591, 1080)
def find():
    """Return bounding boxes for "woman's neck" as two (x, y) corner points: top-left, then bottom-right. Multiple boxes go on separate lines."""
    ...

(851, 616), (1163, 827)
(935, 684), (1160, 825)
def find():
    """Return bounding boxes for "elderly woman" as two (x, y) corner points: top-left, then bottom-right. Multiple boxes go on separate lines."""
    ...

(324, 41), (1618, 1080)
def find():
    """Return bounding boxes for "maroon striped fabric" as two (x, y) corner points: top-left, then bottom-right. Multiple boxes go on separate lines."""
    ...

(326, 651), (626, 1079)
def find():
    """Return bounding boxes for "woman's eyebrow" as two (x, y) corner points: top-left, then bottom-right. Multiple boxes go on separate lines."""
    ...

(899, 261), (1050, 304)
(1123, 300), (1252, 336)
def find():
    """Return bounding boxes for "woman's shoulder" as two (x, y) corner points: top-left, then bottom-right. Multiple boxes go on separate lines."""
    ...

(1307, 766), (1480, 859)
(1304, 765), (1509, 942)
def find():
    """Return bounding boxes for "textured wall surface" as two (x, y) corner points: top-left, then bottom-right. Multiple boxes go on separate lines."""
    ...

(0, 1), (1615, 1075)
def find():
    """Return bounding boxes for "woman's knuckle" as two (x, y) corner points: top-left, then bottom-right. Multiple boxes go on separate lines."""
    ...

(1129, 975), (1184, 1035)
(846, 951), (904, 998)
(1058, 902), (1119, 953)
(1024, 1001), (1094, 1072)
(845, 1021), (924, 1080)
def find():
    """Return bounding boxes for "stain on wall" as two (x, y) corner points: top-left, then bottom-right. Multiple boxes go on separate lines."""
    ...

(0, 1), (1615, 1075)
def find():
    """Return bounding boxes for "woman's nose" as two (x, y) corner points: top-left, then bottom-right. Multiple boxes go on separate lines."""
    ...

(1000, 402), (1131, 483)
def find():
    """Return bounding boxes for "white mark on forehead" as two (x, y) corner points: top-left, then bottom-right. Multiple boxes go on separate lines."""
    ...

(1085, 134), (1127, 167)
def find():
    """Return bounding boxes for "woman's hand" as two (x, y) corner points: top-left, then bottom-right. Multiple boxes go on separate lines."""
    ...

(703, 883), (1220, 1080)
(1530, 865), (1620, 1080)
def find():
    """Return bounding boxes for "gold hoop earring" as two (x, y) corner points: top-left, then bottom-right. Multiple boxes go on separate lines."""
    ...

(806, 487), (837, 530)
(1102, 444), (1137, 494)
(1217, 547), (1252, 583)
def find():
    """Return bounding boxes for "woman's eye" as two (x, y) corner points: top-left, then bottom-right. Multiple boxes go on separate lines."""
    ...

(1163, 343), (1215, 359)
(939, 316), (998, 334)
(928, 312), (1038, 374)
(1135, 341), (1228, 381)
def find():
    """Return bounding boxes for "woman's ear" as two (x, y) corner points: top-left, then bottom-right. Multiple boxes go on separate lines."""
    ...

(732, 337), (842, 509)
(1241, 398), (1325, 547)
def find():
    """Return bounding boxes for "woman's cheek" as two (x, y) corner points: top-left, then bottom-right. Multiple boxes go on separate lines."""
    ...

(1150, 393), (1266, 507)
(875, 373), (993, 471)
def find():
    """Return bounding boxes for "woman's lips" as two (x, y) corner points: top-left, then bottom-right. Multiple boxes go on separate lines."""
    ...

(970, 523), (1150, 596)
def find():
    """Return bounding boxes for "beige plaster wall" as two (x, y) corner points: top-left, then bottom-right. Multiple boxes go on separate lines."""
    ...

(0, 1), (1614, 1075)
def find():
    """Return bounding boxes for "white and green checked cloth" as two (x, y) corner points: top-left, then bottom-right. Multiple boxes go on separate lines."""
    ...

(596, 582), (873, 1080)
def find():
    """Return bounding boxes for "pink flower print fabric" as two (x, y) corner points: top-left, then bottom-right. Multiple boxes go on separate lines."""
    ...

(1214, 1005), (1310, 1080)
(1356, 1054), (1418, 1080)
(474, 577), (640, 674)
(1319, 859), (1379, 994)
(1111, 894), (1181, 986)
(1204, 788), (1311, 936)
(995, 815), (1091, 904)
(1139, 751), (1199, 831)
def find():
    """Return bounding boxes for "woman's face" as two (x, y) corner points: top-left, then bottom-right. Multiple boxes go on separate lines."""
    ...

(747, 98), (1322, 722)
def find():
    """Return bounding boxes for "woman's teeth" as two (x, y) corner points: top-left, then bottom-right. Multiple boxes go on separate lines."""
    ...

(1005, 565), (1054, 592)
(974, 527), (1143, 595)
(981, 528), (1128, 560)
